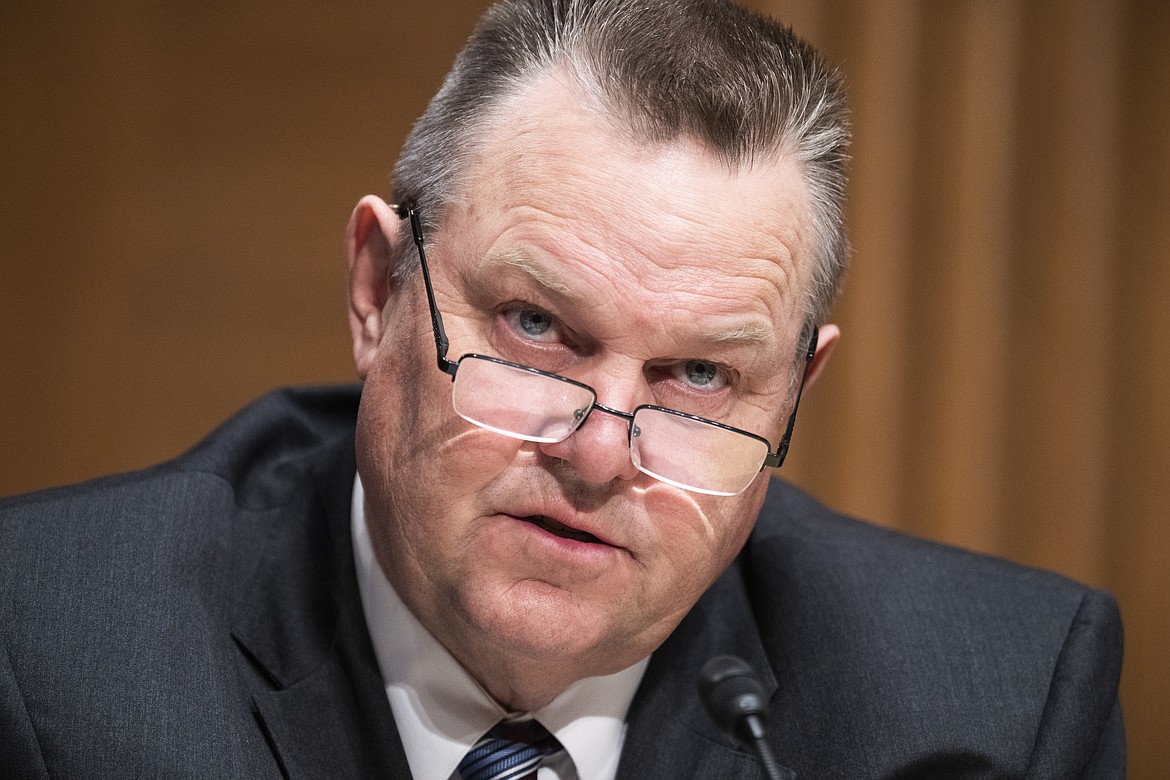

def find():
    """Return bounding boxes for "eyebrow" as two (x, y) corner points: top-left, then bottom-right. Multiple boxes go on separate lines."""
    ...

(475, 249), (778, 349)
(478, 250), (577, 298)
(703, 320), (774, 347)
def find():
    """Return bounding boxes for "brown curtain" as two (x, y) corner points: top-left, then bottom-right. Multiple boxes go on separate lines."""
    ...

(762, 1), (1170, 776)
(1, 0), (1166, 775)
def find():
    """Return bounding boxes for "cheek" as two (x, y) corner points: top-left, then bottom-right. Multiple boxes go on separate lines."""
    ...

(638, 483), (764, 599)
(359, 381), (521, 512)
(356, 354), (527, 560)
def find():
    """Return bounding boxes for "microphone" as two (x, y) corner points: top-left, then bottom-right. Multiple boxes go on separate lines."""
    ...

(699, 655), (788, 780)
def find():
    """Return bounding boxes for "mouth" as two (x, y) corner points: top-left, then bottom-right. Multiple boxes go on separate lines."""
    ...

(521, 514), (603, 544)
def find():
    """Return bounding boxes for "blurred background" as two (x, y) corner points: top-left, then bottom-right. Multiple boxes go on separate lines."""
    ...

(2, 0), (1166, 774)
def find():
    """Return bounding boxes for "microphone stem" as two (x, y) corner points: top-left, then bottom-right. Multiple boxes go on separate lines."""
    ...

(742, 714), (787, 780)
(751, 734), (786, 780)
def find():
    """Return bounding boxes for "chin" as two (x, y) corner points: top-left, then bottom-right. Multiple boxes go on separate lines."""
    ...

(461, 577), (645, 671)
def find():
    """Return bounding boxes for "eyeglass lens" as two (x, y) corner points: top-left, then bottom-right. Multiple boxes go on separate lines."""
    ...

(450, 355), (766, 495)
(451, 357), (595, 443)
(630, 406), (770, 495)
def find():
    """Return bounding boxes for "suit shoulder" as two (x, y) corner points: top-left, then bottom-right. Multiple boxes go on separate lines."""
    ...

(746, 477), (1123, 695)
(753, 478), (1113, 606)
(1, 384), (361, 514)
(741, 479), (1123, 775)
(0, 384), (360, 595)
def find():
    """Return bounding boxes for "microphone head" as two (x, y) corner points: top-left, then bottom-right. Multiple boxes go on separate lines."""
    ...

(699, 654), (770, 741)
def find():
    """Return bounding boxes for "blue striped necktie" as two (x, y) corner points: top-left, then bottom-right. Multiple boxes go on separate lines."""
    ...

(457, 719), (561, 780)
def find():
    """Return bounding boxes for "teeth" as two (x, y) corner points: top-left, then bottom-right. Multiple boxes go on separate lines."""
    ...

(527, 515), (600, 544)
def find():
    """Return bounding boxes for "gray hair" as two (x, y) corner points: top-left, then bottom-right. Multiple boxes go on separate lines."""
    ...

(392, 0), (850, 329)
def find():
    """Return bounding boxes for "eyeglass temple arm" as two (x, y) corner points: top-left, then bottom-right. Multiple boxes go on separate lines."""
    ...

(396, 202), (458, 377)
(763, 326), (819, 470)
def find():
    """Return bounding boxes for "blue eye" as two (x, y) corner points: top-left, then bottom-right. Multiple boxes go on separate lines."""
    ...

(504, 306), (563, 343)
(673, 360), (728, 391)
(517, 309), (553, 337)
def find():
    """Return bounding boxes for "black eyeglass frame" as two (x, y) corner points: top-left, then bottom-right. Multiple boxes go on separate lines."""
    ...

(393, 200), (817, 474)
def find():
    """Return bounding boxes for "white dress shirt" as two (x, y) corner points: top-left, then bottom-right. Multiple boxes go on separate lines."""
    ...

(352, 476), (649, 780)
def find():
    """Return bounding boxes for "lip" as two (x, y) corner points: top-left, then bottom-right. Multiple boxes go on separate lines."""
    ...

(495, 504), (621, 550)
(488, 514), (627, 571)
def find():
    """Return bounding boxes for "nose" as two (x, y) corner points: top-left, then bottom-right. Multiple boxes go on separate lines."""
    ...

(538, 401), (642, 486)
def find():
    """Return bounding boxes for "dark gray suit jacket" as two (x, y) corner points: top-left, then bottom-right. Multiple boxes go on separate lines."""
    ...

(0, 386), (1124, 778)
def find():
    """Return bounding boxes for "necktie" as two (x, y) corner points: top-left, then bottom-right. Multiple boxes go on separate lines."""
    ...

(457, 719), (561, 780)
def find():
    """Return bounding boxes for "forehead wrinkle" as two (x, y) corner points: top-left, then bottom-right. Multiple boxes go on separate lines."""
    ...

(614, 200), (803, 320)
(635, 249), (794, 334)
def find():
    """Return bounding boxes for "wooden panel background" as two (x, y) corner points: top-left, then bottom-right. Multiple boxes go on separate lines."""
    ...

(1, 1), (1166, 775)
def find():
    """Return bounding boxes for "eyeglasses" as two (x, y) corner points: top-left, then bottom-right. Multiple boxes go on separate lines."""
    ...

(393, 201), (817, 496)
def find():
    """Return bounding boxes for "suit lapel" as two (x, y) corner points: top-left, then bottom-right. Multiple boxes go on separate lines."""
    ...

(249, 609), (412, 780)
(230, 439), (410, 779)
(617, 557), (796, 780)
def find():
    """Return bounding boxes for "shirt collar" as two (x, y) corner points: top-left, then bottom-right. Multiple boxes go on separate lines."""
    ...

(351, 475), (648, 780)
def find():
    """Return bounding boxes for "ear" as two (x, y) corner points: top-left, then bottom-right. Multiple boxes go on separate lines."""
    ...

(805, 323), (839, 388)
(346, 195), (405, 379)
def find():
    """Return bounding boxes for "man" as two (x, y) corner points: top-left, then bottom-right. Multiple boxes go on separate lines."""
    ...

(0, 0), (1123, 778)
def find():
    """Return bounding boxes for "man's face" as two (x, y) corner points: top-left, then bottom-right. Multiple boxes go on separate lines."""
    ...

(349, 75), (821, 706)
